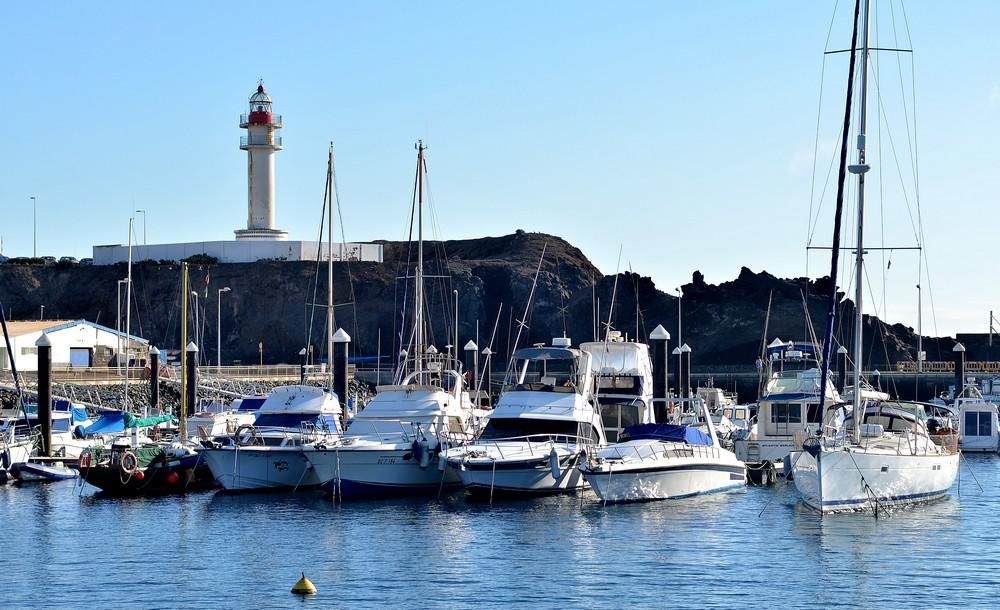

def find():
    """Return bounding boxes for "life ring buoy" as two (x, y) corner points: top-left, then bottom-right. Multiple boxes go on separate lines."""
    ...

(120, 450), (139, 474)
(235, 424), (259, 446)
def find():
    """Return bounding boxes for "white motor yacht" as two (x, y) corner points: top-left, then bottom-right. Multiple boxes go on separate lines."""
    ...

(580, 398), (746, 503)
(443, 337), (604, 495)
(198, 385), (342, 491)
(581, 335), (655, 443)
(308, 365), (476, 497)
(734, 340), (841, 482)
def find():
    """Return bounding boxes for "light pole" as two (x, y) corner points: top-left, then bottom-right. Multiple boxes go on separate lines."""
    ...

(676, 287), (683, 384)
(30, 196), (36, 258)
(135, 209), (146, 245)
(117, 278), (128, 374)
(190, 291), (200, 366)
(39, 305), (44, 320)
(217, 287), (230, 367)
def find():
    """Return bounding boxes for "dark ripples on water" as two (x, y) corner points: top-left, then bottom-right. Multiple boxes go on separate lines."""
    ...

(2, 455), (999, 609)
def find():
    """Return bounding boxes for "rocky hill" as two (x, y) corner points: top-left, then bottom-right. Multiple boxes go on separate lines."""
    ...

(0, 231), (950, 368)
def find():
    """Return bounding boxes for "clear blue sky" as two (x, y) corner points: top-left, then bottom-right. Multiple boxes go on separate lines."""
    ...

(2, 1), (996, 338)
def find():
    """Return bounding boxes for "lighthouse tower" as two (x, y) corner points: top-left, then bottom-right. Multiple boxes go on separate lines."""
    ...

(235, 82), (287, 240)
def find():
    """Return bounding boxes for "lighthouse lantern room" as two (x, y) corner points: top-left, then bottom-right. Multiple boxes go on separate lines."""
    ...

(236, 81), (287, 240)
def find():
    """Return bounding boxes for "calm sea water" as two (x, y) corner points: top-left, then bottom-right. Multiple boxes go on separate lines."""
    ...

(2, 455), (999, 609)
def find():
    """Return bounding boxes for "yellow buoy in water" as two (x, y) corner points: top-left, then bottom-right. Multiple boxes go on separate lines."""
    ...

(291, 572), (317, 595)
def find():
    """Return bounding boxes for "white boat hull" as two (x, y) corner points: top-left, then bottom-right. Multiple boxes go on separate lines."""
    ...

(199, 447), (323, 491)
(451, 449), (587, 494)
(792, 447), (959, 513)
(309, 446), (462, 496)
(1, 439), (32, 470)
(582, 461), (745, 502)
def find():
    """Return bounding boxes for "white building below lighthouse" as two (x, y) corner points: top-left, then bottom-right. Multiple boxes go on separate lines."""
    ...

(92, 82), (382, 265)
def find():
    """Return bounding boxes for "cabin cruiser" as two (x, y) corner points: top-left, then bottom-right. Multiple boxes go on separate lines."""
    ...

(442, 337), (604, 495)
(734, 340), (841, 482)
(198, 385), (342, 492)
(308, 356), (477, 497)
(580, 398), (746, 503)
(1, 399), (96, 459)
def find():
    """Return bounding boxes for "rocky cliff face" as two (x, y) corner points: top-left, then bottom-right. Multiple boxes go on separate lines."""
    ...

(0, 231), (948, 367)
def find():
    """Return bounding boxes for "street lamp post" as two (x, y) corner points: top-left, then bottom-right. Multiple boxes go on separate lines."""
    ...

(30, 196), (36, 258)
(217, 286), (231, 367)
(676, 287), (683, 386)
(39, 305), (45, 321)
(135, 210), (147, 245)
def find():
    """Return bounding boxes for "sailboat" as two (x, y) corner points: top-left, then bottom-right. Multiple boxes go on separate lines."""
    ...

(308, 141), (477, 497)
(790, 0), (958, 513)
(199, 145), (344, 492)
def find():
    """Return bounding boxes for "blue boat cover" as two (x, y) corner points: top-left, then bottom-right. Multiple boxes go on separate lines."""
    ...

(620, 423), (713, 446)
(75, 411), (126, 438)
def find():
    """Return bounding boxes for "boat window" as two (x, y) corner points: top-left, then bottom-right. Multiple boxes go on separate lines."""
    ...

(600, 402), (641, 442)
(771, 403), (802, 425)
(578, 422), (600, 444)
(447, 416), (465, 433)
(806, 404), (823, 424)
(507, 356), (578, 392)
(254, 413), (319, 428)
(478, 417), (579, 441)
(965, 411), (993, 437)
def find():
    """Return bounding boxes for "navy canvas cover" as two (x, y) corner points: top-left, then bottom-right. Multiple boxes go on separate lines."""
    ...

(620, 423), (713, 446)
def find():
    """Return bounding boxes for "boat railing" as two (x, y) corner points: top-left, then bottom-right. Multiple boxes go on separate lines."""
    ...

(341, 418), (445, 446)
(465, 434), (594, 460)
(587, 442), (724, 464)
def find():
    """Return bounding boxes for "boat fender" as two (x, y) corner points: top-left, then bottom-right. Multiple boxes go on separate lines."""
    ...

(411, 440), (423, 465)
(419, 439), (431, 469)
(437, 452), (447, 472)
(78, 450), (92, 469)
(549, 448), (561, 479)
(120, 450), (139, 475)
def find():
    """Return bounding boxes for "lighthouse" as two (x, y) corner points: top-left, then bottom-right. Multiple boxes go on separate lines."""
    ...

(235, 82), (287, 240)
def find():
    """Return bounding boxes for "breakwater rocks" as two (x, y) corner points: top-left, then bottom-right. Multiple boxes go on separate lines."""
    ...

(0, 378), (374, 412)
(0, 231), (949, 367)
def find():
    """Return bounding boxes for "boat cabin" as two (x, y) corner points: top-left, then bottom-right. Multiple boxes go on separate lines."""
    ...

(581, 338), (654, 442)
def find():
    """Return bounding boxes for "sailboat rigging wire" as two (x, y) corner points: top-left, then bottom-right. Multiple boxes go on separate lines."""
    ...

(330, 145), (361, 357)
(806, 0), (842, 250)
(502, 244), (548, 385)
(603, 246), (623, 341)
(817, 0), (863, 419)
(306, 156), (333, 362)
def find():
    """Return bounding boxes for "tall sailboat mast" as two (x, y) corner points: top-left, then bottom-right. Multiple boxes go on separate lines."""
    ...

(327, 144), (335, 392)
(850, 0), (872, 444)
(414, 141), (426, 375)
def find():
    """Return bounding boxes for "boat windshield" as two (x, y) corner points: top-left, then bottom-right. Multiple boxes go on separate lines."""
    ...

(505, 354), (580, 393)
(478, 417), (593, 442)
(253, 413), (337, 430)
(765, 370), (823, 395)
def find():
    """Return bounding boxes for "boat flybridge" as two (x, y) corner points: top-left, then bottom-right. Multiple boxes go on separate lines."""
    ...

(581, 333), (655, 443)
(580, 396), (746, 503)
(442, 337), (604, 495)
(198, 385), (342, 491)
(734, 340), (841, 482)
